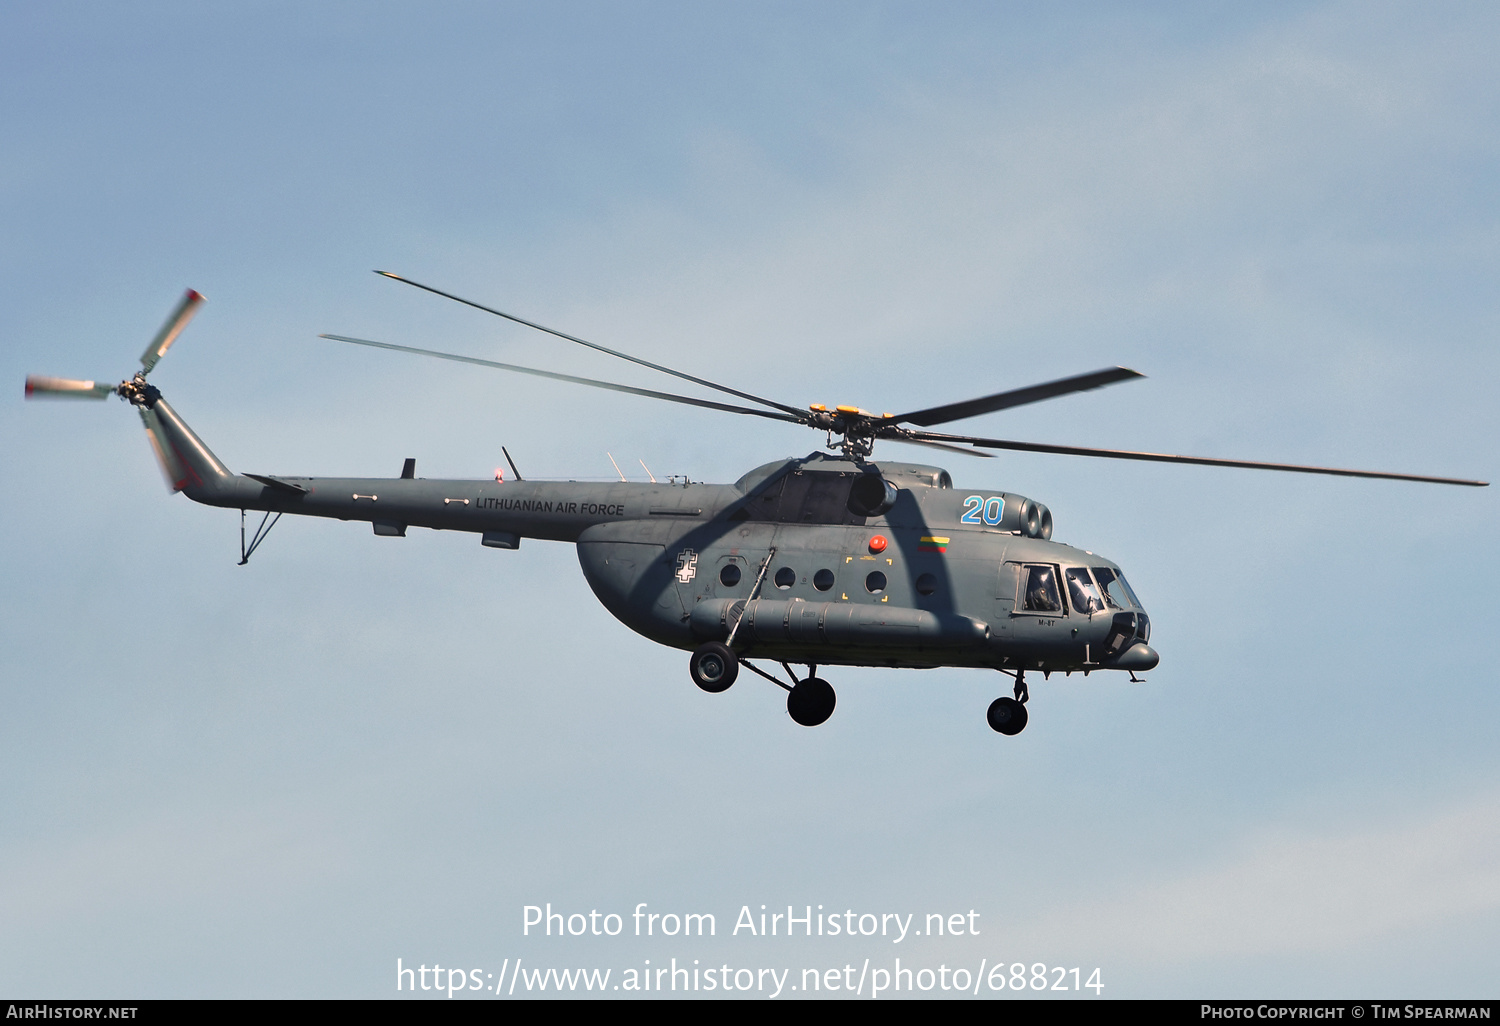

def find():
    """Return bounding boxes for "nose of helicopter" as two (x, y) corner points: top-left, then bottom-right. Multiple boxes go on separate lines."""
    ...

(1110, 641), (1159, 670)
(1081, 566), (1157, 671)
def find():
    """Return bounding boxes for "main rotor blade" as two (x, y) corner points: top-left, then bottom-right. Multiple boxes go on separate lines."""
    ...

(374, 272), (808, 419)
(892, 366), (1145, 427)
(885, 435), (995, 458)
(140, 289), (204, 375)
(903, 430), (1489, 486)
(320, 334), (803, 424)
(24, 375), (115, 399)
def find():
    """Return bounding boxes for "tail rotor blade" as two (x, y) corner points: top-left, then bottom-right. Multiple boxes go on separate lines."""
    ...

(139, 289), (204, 375)
(24, 375), (115, 399)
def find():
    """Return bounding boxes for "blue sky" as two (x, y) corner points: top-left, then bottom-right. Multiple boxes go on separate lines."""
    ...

(2, 1), (1497, 999)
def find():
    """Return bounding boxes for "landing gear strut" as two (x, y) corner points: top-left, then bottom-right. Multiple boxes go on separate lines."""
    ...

(701, 652), (838, 726)
(987, 668), (1029, 735)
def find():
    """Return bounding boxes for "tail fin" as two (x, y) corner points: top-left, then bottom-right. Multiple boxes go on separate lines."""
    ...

(139, 398), (231, 494)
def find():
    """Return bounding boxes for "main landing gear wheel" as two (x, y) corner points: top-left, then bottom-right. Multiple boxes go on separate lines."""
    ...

(787, 676), (836, 727)
(987, 697), (1028, 735)
(689, 642), (738, 693)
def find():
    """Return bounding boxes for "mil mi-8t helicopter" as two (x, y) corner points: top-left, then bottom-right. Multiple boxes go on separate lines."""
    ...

(26, 276), (1488, 735)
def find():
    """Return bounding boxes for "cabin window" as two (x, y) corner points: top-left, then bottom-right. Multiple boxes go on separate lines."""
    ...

(914, 572), (938, 596)
(719, 563), (742, 587)
(865, 571), (887, 594)
(774, 566), (796, 590)
(813, 568), (836, 591)
(1021, 564), (1064, 613)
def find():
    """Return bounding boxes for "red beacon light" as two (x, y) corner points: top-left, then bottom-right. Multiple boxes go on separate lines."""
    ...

(868, 535), (888, 554)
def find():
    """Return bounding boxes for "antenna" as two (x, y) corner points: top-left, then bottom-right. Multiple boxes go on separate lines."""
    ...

(502, 446), (523, 481)
(606, 452), (626, 482)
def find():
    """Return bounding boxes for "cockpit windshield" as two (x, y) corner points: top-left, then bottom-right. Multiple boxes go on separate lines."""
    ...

(1091, 567), (1142, 610)
(1065, 568), (1105, 614)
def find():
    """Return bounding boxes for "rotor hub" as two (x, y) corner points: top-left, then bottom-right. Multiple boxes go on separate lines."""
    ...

(117, 374), (161, 409)
(806, 404), (894, 460)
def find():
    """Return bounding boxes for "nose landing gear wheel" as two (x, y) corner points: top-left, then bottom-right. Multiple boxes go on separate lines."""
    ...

(690, 642), (738, 693)
(787, 676), (836, 726)
(987, 696), (1028, 735)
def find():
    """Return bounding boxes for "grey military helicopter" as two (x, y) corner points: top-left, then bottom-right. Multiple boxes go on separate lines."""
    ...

(26, 277), (1488, 735)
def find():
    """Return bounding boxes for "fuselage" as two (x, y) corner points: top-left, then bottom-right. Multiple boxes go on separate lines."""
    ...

(568, 454), (1155, 673)
(153, 386), (1155, 677)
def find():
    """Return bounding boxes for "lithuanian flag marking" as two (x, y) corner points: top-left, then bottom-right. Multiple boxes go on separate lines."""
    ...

(918, 536), (949, 553)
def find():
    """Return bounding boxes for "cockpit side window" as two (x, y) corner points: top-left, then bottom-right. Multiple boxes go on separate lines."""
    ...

(1092, 567), (1132, 610)
(1065, 568), (1105, 615)
(1021, 564), (1064, 613)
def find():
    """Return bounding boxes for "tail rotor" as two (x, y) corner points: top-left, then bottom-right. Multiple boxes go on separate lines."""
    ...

(25, 289), (214, 491)
(24, 289), (204, 403)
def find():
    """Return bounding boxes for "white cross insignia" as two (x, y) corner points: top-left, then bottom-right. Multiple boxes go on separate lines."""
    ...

(675, 548), (698, 583)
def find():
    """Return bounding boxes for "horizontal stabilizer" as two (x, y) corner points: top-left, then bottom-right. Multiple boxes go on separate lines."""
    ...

(244, 473), (311, 494)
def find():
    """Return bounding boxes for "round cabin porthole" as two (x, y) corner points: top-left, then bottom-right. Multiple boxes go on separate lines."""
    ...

(813, 568), (835, 592)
